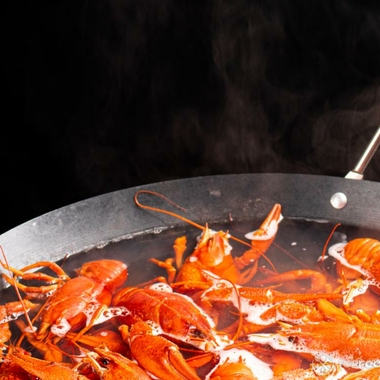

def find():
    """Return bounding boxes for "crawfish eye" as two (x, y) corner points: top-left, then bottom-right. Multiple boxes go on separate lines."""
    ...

(288, 336), (297, 343)
(189, 327), (206, 339)
(99, 357), (111, 366)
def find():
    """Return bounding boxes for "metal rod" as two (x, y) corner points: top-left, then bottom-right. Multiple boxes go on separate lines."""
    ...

(345, 125), (380, 180)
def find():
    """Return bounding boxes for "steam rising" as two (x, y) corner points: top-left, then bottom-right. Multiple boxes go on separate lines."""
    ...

(73, 0), (380, 198)
(3, 1), (380, 232)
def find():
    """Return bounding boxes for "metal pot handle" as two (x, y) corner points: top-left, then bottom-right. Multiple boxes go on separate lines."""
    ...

(345, 125), (380, 180)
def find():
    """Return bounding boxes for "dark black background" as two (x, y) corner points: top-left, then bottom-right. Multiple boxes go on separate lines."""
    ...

(3, 0), (380, 234)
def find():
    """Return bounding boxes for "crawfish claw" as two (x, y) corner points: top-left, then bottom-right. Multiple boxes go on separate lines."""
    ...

(244, 203), (282, 241)
(128, 321), (201, 380)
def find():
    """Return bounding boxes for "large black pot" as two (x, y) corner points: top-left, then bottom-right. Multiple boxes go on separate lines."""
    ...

(1, 173), (379, 291)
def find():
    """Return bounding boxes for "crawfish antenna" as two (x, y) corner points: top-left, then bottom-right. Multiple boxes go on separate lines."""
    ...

(320, 223), (341, 262)
(0, 245), (37, 335)
(134, 190), (204, 230)
(134, 190), (252, 248)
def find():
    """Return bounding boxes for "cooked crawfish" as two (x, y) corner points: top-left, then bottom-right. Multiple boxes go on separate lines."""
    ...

(112, 285), (239, 379)
(249, 320), (380, 370)
(200, 281), (342, 335)
(328, 238), (380, 304)
(112, 285), (225, 350)
(1, 347), (88, 379)
(151, 203), (282, 289)
(1, 259), (128, 340)
(2, 191), (380, 379)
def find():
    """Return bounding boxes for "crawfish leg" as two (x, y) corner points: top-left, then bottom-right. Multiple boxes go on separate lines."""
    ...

(150, 258), (177, 284)
(173, 236), (187, 269)
(1, 274), (60, 298)
(1, 261), (70, 283)
(254, 269), (327, 292)
(1, 261), (71, 299)
(0, 323), (11, 351)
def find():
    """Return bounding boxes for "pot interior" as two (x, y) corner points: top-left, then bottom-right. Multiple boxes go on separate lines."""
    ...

(2, 216), (379, 303)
